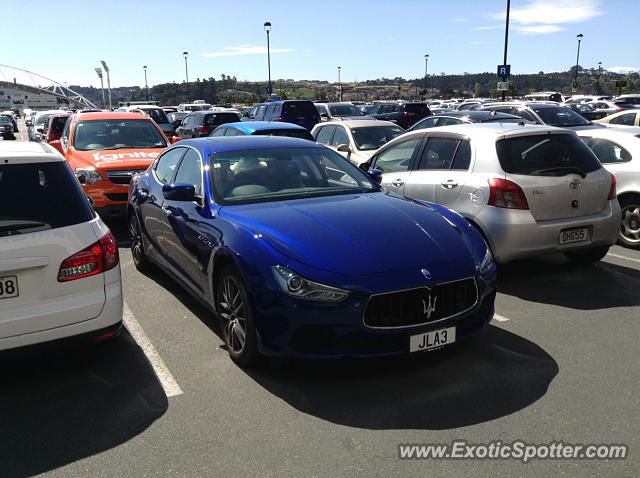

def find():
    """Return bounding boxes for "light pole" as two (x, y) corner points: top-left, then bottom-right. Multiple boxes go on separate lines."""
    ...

(264, 22), (272, 96)
(501, 0), (511, 102)
(94, 67), (105, 108)
(596, 61), (602, 94)
(574, 33), (583, 93)
(338, 66), (342, 101)
(100, 60), (112, 110)
(183, 51), (190, 101)
(143, 65), (149, 101)
(423, 54), (429, 99)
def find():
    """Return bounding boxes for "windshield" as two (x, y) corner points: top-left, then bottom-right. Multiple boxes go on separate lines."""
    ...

(531, 106), (590, 127)
(328, 104), (365, 117)
(351, 126), (405, 151)
(73, 119), (168, 151)
(209, 147), (379, 205)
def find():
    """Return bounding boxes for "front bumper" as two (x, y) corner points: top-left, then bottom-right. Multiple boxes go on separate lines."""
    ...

(476, 201), (621, 263)
(83, 183), (129, 217)
(251, 273), (496, 359)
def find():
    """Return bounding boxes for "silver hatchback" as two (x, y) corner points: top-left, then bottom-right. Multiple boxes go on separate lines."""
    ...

(367, 123), (620, 263)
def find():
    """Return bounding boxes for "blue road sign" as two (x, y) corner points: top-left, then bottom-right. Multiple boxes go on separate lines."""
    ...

(497, 65), (511, 78)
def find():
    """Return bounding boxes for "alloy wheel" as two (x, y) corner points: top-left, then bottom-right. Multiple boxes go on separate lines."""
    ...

(219, 276), (247, 354)
(621, 204), (640, 244)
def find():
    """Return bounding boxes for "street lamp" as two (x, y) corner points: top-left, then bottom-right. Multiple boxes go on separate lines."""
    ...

(183, 51), (190, 102)
(501, 0), (511, 102)
(596, 61), (602, 94)
(143, 65), (149, 101)
(423, 54), (429, 99)
(574, 33), (584, 93)
(338, 66), (342, 101)
(264, 22), (272, 96)
(94, 67), (105, 108)
(100, 60), (112, 110)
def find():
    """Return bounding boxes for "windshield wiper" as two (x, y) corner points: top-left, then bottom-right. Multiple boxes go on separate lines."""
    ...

(530, 166), (587, 178)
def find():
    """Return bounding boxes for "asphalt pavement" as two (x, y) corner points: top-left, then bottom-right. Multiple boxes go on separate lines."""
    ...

(1, 132), (639, 477)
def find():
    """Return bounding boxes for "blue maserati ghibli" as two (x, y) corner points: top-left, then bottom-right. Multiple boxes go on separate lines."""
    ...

(127, 136), (496, 367)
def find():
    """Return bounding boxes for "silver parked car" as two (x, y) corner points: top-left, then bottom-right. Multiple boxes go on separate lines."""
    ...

(366, 123), (620, 263)
(576, 128), (640, 248)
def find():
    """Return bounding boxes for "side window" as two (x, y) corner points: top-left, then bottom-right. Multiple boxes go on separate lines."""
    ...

(61, 119), (72, 148)
(211, 127), (226, 137)
(154, 147), (186, 184)
(518, 110), (538, 122)
(331, 126), (349, 146)
(266, 104), (278, 115)
(417, 137), (459, 170)
(316, 125), (336, 144)
(367, 106), (380, 115)
(371, 137), (421, 173)
(413, 117), (438, 130)
(226, 128), (243, 136)
(439, 117), (463, 126)
(611, 114), (634, 126)
(182, 115), (192, 127)
(257, 105), (267, 117)
(451, 140), (472, 170)
(581, 137), (632, 164)
(174, 149), (203, 198)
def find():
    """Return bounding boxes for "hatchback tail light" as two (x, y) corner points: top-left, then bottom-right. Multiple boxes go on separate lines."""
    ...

(608, 174), (617, 200)
(488, 178), (529, 210)
(273, 117), (284, 122)
(58, 231), (119, 282)
(199, 126), (208, 135)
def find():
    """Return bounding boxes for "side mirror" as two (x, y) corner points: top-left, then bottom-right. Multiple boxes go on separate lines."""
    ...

(359, 161), (371, 171)
(75, 172), (87, 184)
(367, 168), (383, 184)
(320, 112), (329, 118)
(48, 139), (64, 155)
(162, 183), (196, 201)
(37, 127), (44, 133)
(337, 143), (351, 153)
(171, 136), (182, 144)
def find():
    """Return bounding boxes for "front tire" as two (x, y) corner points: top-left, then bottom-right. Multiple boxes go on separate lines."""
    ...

(129, 213), (150, 272)
(618, 196), (640, 249)
(564, 246), (609, 265)
(215, 266), (260, 368)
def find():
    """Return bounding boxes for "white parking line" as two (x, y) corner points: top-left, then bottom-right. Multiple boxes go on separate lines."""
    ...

(123, 302), (183, 398)
(607, 253), (640, 264)
(493, 314), (510, 322)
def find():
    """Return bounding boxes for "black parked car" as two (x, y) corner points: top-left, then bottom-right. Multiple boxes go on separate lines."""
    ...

(0, 115), (15, 140)
(255, 100), (321, 131)
(565, 102), (608, 121)
(175, 110), (242, 139)
(366, 102), (432, 129)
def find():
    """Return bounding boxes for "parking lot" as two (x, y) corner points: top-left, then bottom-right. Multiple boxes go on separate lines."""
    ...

(1, 207), (638, 477)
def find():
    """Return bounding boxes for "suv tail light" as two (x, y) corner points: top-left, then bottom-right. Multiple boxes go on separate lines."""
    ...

(403, 111), (416, 117)
(488, 178), (529, 210)
(608, 173), (617, 200)
(58, 231), (119, 282)
(199, 126), (208, 135)
(273, 117), (284, 122)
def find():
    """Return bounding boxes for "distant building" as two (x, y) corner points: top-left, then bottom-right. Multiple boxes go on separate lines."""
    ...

(0, 80), (72, 113)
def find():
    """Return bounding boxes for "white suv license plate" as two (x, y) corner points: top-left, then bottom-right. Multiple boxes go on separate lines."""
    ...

(560, 227), (589, 245)
(0, 275), (19, 299)
(410, 327), (456, 353)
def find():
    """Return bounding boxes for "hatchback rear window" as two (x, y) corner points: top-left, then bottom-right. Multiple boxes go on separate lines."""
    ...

(496, 134), (601, 177)
(0, 162), (94, 236)
(283, 102), (318, 116)
(205, 113), (240, 126)
(404, 104), (431, 115)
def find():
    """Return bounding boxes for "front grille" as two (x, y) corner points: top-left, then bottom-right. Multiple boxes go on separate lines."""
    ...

(106, 170), (145, 185)
(364, 278), (478, 328)
(105, 193), (129, 202)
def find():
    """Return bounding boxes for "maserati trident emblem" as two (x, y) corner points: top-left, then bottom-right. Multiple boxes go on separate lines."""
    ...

(569, 178), (581, 190)
(420, 268), (431, 280)
(422, 294), (437, 319)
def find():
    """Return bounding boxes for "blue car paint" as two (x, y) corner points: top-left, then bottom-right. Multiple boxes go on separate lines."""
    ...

(220, 121), (311, 135)
(129, 137), (496, 358)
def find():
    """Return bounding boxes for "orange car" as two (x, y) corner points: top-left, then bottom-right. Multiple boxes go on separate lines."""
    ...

(49, 112), (172, 218)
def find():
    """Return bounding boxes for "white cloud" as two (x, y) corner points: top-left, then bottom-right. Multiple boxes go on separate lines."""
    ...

(475, 25), (502, 31)
(608, 66), (640, 74)
(469, 41), (487, 45)
(487, 0), (603, 35)
(202, 45), (293, 58)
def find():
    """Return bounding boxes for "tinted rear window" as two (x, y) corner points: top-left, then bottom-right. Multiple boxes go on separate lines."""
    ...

(0, 162), (94, 235)
(205, 113), (240, 126)
(253, 129), (314, 140)
(404, 104), (431, 115)
(283, 102), (318, 116)
(496, 134), (601, 176)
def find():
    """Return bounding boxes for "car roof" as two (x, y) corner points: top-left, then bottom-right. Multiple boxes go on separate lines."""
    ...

(400, 122), (571, 139)
(326, 119), (401, 128)
(225, 121), (307, 133)
(74, 112), (147, 121)
(0, 141), (63, 163)
(575, 127), (640, 140)
(176, 136), (325, 155)
(433, 110), (521, 120)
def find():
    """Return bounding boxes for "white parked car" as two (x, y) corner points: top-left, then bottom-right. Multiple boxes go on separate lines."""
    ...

(577, 128), (640, 248)
(0, 142), (122, 351)
(595, 109), (640, 128)
(311, 120), (405, 165)
(366, 123), (620, 264)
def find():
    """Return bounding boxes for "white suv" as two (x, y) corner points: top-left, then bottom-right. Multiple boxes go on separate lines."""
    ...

(0, 142), (123, 351)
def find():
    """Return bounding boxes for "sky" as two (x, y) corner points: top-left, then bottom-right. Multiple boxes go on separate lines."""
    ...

(2, 0), (638, 89)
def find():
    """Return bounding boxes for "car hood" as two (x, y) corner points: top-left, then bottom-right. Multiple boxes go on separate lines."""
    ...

(68, 147), (165, 170)
(220, 193), (474, 275)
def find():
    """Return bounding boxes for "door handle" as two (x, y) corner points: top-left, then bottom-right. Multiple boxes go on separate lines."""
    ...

(391, 178), (405, 188)
(440, 180), (458, 189)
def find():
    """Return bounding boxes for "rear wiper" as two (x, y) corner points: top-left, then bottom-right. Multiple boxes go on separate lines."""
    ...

(0, 221), (48, 236)
(530, 166), (587, 178)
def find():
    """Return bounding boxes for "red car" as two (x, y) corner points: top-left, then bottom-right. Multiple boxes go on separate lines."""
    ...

(43, 113), (72, 142)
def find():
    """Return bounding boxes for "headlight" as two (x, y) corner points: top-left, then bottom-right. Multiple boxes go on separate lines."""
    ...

(272, 265), (349, 302)
(477, 246), (494, 275)
(75, 168), (103, 185)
